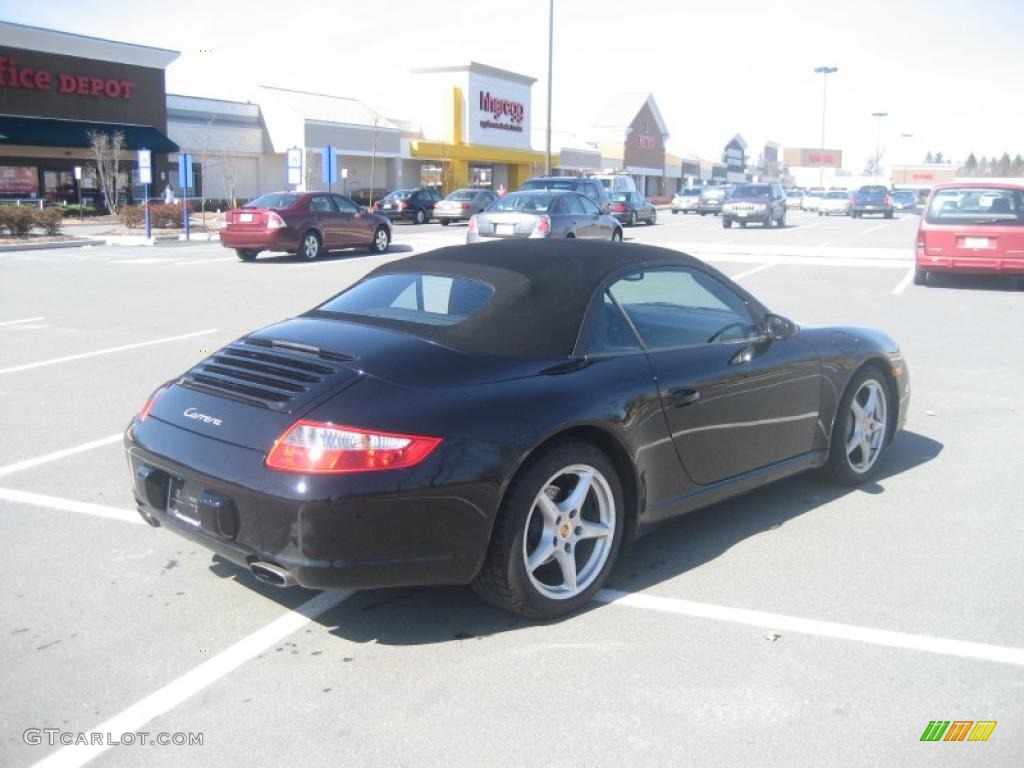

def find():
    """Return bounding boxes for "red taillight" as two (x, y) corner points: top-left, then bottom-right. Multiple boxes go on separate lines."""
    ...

(138, 381), (172, 422)
(266, 420), (441, 474)
(398, 201), (408, 211)
(916, 230), (925, 254)
(611, 203), (627, 212)
(532, 215), (550, 237)
(267, 212), (286, 229)
(467, 215), (478, 233)
(883, 195), (891, 206)
(460, 203), (470, 209)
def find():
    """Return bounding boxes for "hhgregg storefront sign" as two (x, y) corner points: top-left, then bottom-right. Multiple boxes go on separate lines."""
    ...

(467, 71), (531, 150)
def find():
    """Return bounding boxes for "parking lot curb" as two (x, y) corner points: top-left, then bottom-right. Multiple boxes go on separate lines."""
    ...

(0, 238), (105, 252)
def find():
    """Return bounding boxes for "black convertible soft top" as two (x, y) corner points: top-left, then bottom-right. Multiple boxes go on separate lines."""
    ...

(326, 240), (717, 359)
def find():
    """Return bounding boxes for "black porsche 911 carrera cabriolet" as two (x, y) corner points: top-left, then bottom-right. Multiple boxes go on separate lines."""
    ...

(125, 240), (909, 618)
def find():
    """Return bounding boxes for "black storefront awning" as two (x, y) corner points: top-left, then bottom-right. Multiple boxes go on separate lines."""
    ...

(0, 115), (178, 153)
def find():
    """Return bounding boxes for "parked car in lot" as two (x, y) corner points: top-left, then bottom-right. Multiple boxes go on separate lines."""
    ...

(125, 239), (909, 617)
(592, 174), (638, 194)
(851, 185), (894, 219)
(785, 190), (805, 209)
(698, 186), (729, 216)
(892, 190), (918, 212)
(220, 191), (391, 261)
(518, 176), (611, 214)
(434, 188), (497, 226)
(467, 190), (622, 242)
(609, 191), (657, 226)
(722, 182), (787, 228)
(671, 187), (701, 214)
(914, 181), (1024, 285)
(818, 190), (853, 216)
(374, 188), (440, 224)
(801, 188), (825, 211)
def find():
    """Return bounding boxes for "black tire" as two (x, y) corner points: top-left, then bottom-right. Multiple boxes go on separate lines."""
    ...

(414, 209), (426, 225)
(369, 225), (390, 254)
(300, 230), (321, 260)
(700, 212), (706, 217)
(740, 221), (747, 228)
(913, 267), (928, 286)
(440, 219), (450, 226)
(779, 212), (786, 228)
(826, 365), (892, 486)
(471, 440), (625, 618)
(648, 210), (657, 225)
(628, 211), (637, 227)
(672, 210), (679, 215)
(723, 218), (732, 229)
(611, 228), (623, 242)
(885, 211), (894, 219)
(235, 248), (258, 262)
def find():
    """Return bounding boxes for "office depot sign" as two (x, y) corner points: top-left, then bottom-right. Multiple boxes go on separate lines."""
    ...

(0, 55), (136, 99)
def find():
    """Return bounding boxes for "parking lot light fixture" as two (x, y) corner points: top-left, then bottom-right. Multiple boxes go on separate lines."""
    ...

(814, 66), (838, 187)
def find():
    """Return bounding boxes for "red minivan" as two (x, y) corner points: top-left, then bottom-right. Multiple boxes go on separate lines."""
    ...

(915, 181), (1024, 285)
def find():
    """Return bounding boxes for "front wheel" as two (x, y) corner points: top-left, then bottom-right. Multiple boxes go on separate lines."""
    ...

(827, 366), (891, 485)
(300, 230), (321, 260)
(235, 248), (258, 262)
(611, 228), (623, 242)
(648, 210), (657, 225)
(723, 218), (732, 229)
(414, 209), (426, 225)
(471, 440), (624, 618)
(439, 219), (450, 226)
(628, 211), (637, 227)
(369, 225), (390, 254)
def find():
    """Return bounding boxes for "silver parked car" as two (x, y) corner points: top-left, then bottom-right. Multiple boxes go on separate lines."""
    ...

(467, 191), (623, 243)
(818, 190), (853, 216)
(434, 188), (498, 225)
(671, 187), (701, 214)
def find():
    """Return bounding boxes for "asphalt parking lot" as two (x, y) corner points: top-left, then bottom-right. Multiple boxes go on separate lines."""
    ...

(2, 208), (1022, 767)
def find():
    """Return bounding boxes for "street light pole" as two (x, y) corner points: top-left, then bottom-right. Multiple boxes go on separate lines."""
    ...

(544, 0), (553, 176)
(872, 111), (888, 179)
(814, 65), (837, 188)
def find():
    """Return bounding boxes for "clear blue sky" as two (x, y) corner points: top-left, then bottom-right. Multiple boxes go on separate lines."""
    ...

(2, 0), (1021, 169)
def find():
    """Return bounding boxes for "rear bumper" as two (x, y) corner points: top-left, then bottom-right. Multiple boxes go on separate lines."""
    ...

(434, 210), (472, 221)
(917, 253), (1024, 275)
(124, 418), (496, 590)
(379, 210), (422, 222)
(851, 205), (892, 215)
(220, 229), (296, 251)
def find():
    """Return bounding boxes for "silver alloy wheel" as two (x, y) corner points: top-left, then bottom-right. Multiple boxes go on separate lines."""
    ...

(522, 464), (615, 600)
(302, 233), (319, 259)
(846, 379), (888, 473)
(374, 227), (389, 252)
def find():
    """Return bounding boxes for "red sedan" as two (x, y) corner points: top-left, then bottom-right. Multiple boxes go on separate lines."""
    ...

(915, 181), (1024, 285)
(220, 191), (392, 261)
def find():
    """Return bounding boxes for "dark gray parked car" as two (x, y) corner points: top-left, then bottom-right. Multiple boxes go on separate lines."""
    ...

(517, 176), (611, 214)
(698, 186), (729, 216)
(466, 190), (623, 243)
(435, 188), (498, 225)
(722, 182), (787, 228)
(609, 191), (657, 226)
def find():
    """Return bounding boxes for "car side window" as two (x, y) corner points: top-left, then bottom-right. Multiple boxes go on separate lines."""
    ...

(332, 195), (359, 213)
(578, 195), (600, 215)
(561, 194), (584, 215)
(309, 195), (335, 213)
(585, 293), (644, 356)
(607, 268), (760, 350)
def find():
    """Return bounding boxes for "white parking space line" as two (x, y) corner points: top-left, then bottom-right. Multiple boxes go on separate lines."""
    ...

(729, 264), (774, 281)
(791, 222), (823, 231)
(891, 266), (916, 295)
(33, 589), (352, 768)
(0, 329), (218, 376)
(110, 258), (181, 265)
(0, 434), (122, 478)
(596, 590), (1024, 667)
(0, 487), (143, 525)
(171, 256), (238, 267)
(861, 222), (893, 235)
(0, 316), (45, 327)
(818, 241), (833, 247)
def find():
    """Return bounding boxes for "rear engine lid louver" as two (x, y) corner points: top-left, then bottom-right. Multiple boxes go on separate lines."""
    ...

(180, 337), (357, 411)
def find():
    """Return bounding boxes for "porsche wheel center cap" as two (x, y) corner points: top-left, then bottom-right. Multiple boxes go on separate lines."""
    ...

(559, 522), (571, 539)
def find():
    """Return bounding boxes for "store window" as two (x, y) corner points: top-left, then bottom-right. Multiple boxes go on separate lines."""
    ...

(41, 169), (77, 203)
(0, 166), (39, 199)
(469, 163), (493, 189)
(420, 163), (444, 191)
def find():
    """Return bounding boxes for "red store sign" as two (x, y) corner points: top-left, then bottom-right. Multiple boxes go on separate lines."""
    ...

(0, 55), (135, 99)
(636, 134), (656, 150)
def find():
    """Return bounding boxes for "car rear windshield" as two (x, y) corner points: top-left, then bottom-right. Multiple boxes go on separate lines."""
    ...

(383, 190), (414, 201)
(730, 185), (772, 198)
(787, 191), (803, 197)
(447, 191), (477, 201)
(826, 191), (850, 199)
(679, 188), (700, 196)
(858, 185), (888, 194)
(610, 192), (631, 202)
(245, 193), (297, 209)
(701, 188), (726, 198)
(489, 193), (556, 212)
(520, 179), (576, 192)
(925, 187), (1024, 226)
(317, 273), (494, 327)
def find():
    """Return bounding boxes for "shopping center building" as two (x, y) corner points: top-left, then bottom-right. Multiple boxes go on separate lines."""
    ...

(0, 21), (179, 205)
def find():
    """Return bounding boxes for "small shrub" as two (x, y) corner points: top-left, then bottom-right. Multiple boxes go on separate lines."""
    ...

(35, 207), (64, 236)
(3, 206), (37, 236)
(120, 205), (144, 229)
(649, 195), (672, 206)
(151, 203), (184, 229)
(57, 203), (102, 217)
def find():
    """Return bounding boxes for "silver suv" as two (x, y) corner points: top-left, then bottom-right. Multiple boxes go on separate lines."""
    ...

(722, 182), (787, 228)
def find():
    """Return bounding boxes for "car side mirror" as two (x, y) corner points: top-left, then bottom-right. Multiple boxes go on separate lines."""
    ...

(764, 313), (797, 341)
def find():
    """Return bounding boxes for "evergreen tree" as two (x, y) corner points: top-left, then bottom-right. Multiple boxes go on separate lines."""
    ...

(997, 152), (1012, 176)
(934, 151), (944, 164)
(965, 152), (978, 172)
(924, 151), (934, 163)
(978, 155), (989, 176)
(1013, 154), (1024, 177)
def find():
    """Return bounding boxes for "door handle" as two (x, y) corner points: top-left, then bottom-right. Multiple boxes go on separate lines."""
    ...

(668, 388), (701, 407)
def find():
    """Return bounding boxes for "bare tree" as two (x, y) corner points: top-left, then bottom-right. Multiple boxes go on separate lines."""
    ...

(214, 151), (240, 209)
(197, 114), (217, 226)
(87, 129), (126, 215)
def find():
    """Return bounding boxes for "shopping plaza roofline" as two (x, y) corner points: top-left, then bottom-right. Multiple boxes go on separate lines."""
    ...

(0, 20), (178, 68)
(410, 61), (537, 87)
